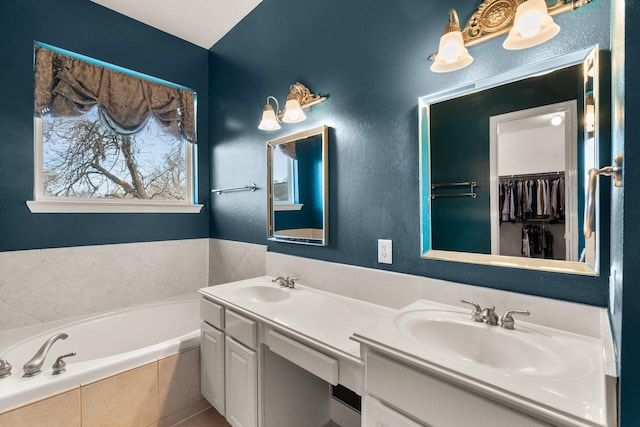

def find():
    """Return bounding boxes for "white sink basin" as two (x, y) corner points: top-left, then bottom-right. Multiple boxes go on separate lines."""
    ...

(394, 310), (592, 377)
(231, 285), (291, 303)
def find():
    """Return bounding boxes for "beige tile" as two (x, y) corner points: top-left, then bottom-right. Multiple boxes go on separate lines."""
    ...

(158, 348), (202, 418)
(81, 362), (158, 427)
(174, 407), (231, 427)
(0, 388), (80, 426)
(158, 399), (211, 427)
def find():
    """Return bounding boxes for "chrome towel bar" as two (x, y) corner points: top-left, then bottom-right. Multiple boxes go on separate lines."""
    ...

(212, 183), (258, 195)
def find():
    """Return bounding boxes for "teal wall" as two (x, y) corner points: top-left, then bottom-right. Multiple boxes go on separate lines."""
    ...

(0, 0), (210, 252)
(209, 0), (610, 306)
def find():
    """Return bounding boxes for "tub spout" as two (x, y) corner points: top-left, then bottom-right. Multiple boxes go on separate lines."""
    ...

(23, 333), (68, 377)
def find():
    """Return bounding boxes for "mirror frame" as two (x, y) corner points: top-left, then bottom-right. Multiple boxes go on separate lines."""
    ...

(419, 46), (600, 275)
(267, 125), (329, 246)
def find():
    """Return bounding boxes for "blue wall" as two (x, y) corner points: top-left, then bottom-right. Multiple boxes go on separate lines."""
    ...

(0, 0), (210, 252)
(614, 0), (640, 423)
(209, 0), (610, 306)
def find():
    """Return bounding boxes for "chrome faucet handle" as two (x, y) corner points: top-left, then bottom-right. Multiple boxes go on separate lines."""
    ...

(286, 277), (298, 288)
(481, 305), (499, 326)
(272, 276), (288, 287)
(460, 299), (483, 322)
(52, 352), (76, 375)
(0, 359), (12, 378)
(500, 309), (531, 330)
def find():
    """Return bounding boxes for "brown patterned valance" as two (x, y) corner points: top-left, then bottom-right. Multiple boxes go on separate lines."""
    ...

(34, 44), (196, 143)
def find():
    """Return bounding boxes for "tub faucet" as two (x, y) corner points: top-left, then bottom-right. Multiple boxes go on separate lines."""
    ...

(23, 333), (68, 377)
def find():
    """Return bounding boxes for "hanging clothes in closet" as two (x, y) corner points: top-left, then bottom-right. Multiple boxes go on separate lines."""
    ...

(499, 173), (565, 223)
(499, 172), (565, 260)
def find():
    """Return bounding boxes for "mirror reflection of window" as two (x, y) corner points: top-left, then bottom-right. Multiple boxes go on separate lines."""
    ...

(272, 146), (298, 205)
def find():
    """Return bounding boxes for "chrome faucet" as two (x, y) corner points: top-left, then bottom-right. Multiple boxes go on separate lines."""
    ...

(0, 359), (11, 378)
(460, 299), (483, 322)
(23, 333), (68, 377)
(481, 305), (500, 326)
(500, 309), (531, 329)
(272, 275), (297, 288)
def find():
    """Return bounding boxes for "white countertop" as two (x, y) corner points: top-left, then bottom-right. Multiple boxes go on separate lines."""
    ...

(199, 276), (396, 360)
(352, 299), (614, 427)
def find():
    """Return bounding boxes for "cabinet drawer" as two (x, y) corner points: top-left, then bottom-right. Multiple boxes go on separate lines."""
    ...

(363, 396), (423, 427)
(268, 330), (338, 385)
(225, 310), (257, 349)
(200, 298), (224, 329)
(366, 352), (550, 427)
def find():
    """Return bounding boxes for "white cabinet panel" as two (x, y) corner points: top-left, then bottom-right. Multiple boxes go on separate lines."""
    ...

(268, 330), (338, 385)
(201, 321), (225, 415)
(225, 336), (258, 427)
(363, 396), (423, 427)
(226, 309), (257, 349)
(366, 352), (551, 427)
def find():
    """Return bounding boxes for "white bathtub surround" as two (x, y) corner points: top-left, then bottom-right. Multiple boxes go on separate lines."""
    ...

(209, 239), (266, 286)
(0, 296), (200, 412)
(0, 239), (209, 332)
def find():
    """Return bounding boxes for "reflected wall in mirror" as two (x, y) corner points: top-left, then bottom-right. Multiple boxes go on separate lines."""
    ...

(267, 125), (328, 246)
(420, 47), (601, 275)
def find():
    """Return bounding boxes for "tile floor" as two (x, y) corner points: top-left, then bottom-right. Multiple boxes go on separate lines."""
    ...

(174, 407), (231, 427)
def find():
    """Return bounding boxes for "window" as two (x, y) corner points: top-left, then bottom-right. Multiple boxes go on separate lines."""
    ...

(272, 145), (302, 211)
(27, 43), (201, 213)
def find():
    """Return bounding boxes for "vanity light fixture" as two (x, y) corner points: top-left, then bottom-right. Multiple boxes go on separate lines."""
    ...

(585, 92), (595, 133)
(258, 82), (327, 131)
(430, 10), (473, 73)
(551, 115), (563, 126)
(429, 0), (592, 73)
(503, 0), (560, 50)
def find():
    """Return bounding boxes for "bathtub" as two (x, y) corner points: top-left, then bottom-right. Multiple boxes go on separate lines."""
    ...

(0, 297), (200, 413)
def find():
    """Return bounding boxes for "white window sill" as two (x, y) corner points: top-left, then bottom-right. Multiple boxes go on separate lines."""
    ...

(27, 199), (204, 214)
(274, 203), (304, 212)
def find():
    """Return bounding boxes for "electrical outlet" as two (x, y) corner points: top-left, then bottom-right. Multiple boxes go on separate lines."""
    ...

(378, 239), (392, 264)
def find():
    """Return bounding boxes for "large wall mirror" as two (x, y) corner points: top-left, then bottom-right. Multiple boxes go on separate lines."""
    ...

(420, 47), (602, 275)
(267, 125), (328, 246)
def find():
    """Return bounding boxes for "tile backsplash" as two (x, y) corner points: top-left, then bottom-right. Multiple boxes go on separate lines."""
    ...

(0, 238), (267, 333)
(0, 239), (211, 332)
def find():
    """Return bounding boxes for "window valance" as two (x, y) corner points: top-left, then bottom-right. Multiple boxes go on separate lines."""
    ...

(34, 44), (196, 143)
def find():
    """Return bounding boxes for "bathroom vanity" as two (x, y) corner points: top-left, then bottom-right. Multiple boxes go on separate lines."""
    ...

(199, 276), (394, 427)
(200, 277), (616, 427)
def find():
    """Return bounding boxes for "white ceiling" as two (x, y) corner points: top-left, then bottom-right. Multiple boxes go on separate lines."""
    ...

(90, 0), (262, 49)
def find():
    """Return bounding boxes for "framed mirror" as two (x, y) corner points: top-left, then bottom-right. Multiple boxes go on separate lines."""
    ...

(420, 47), (601, 275)
(267, 125), (329, 246)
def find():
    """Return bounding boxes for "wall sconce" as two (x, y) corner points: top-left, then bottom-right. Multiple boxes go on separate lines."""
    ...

(585, 92), (595, 133)
(430, 0), (592, 73)
(258, 82), (327, 131)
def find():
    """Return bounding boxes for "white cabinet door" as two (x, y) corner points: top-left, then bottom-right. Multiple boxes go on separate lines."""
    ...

(225, 336), (258, 427)
(363, 396), (423, 427)
(201, 321), (225, 415)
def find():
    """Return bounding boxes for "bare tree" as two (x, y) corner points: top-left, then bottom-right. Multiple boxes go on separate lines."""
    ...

(42, 115), (186, 200)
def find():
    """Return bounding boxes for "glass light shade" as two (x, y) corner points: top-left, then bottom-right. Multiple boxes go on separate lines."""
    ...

(585, 94), (596, 132)
(503, 0), (560, 50)
(430, 31), (473, 73)
(258, 104), (281, 130)
(282, 99), (307, 123)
